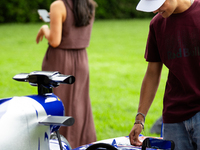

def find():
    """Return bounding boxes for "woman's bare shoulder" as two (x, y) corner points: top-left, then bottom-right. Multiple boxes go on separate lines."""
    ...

(50, 0), (65, 9)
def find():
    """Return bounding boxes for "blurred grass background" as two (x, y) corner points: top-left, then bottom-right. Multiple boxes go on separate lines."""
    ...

(0, 19), (168, 141)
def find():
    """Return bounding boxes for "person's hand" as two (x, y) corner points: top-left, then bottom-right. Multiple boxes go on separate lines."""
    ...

(39, 13), (50, 21)
(36, 25), (49, 44)
(129, 124), (143, 146)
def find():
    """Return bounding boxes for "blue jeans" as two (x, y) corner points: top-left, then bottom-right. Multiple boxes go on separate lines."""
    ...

(163, 112), (200, 150)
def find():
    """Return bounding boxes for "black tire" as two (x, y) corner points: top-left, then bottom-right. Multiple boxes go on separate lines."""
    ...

(86, 143), (118, 150)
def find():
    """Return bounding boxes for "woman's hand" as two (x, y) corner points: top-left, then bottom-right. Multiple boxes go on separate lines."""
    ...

(36, 0), (66, 47)
(36, 25), (49, 44)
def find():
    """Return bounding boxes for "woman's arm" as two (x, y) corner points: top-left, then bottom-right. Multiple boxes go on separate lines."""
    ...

(36, 0), (66, 47)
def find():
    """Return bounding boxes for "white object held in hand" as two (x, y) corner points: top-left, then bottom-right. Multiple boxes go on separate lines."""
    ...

(38, 9), (50, 22)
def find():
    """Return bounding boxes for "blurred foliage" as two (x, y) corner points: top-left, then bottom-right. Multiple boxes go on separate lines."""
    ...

(95, 0), (154, 19)
(0, 0), (154, 23)
(0, 0), (53, 23)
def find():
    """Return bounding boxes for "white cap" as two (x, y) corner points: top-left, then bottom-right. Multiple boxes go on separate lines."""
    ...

(136, 0), (166, 12)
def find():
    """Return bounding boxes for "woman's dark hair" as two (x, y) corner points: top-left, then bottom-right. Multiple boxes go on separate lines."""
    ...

(66, 0), (97, 27)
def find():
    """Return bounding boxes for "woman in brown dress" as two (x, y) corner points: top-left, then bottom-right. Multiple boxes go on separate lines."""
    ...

(36, 0), (97, 148)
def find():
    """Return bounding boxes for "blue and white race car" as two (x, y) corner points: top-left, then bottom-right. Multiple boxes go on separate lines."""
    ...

(0, 71), (174, 150)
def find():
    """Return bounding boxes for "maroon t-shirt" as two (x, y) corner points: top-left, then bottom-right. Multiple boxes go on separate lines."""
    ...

(145, 0), (200, 123)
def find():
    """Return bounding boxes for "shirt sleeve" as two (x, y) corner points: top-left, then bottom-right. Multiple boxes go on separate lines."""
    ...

(145, 20), (162, 62)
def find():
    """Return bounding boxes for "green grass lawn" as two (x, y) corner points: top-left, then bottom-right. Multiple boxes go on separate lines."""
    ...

(0, 19), (168, 141)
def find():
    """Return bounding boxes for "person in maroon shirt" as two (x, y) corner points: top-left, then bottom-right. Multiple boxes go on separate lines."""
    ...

(129, 0), (200, 149)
